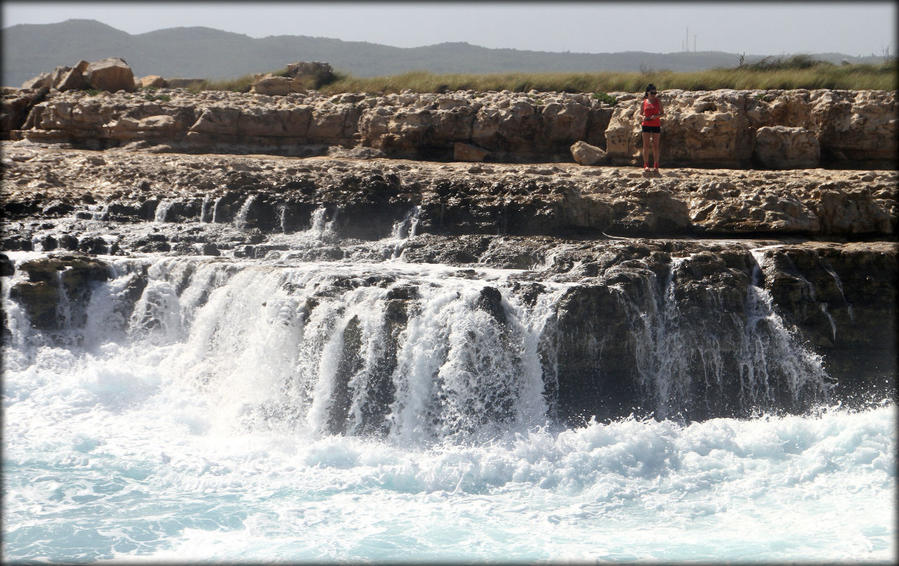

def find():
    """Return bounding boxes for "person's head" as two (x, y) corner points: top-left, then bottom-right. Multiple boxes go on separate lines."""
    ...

(644, 84), (658, 99)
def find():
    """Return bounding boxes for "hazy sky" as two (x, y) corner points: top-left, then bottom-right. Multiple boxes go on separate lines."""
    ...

(2, 1), (895, 57)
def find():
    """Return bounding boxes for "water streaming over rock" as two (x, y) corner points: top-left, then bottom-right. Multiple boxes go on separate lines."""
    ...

(1, 218), (893, 562)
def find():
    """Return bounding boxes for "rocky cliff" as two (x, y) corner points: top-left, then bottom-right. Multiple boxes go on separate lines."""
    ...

(3, 87), (896, 169)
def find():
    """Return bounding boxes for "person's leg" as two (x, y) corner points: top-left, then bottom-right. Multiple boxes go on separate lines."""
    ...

(642, 132), (651, 168)
(652, 133), (661, 169)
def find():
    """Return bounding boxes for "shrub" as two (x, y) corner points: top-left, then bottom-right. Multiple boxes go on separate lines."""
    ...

(143, 93), (171, 102)
(593, 92), (618, 105)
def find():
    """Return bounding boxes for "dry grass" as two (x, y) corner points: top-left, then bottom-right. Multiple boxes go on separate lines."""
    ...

(318, 61), (896, 94)
(183, 58), (897, 95)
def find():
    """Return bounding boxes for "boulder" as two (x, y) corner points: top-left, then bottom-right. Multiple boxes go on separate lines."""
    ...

(1, 86), (49, 137)
(49, 66), (72, 86)
(0, 253), (13, 277)
(454, 142), (490, 162)
(139, 75), (167, 88)
(56, 64), (89, 91)
(251, 74), (297, 96)
(85, 58), (136, 92)
(754, 126), (820, 169)
(21, 72), (53, 90)
(284, 61), (336, 89)
(9, 255), (111, 331)
(570, 140), (607, 165)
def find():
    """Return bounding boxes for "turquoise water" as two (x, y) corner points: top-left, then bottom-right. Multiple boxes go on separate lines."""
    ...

(2, 252), (895, 562)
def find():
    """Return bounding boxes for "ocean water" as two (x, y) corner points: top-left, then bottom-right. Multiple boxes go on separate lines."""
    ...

(2, 248), (895, 563)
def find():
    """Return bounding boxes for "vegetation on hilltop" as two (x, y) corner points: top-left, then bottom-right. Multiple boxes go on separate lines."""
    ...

(187, 56), (896, 95)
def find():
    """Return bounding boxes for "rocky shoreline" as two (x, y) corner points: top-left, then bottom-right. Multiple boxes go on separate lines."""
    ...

(3, 144), (895, 241)
(1, 82), (897, 423)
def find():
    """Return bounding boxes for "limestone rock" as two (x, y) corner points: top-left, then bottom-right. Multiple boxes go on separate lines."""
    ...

(605, 89), (895, 169)
(139, 75), (167, 88)
(7, 87), (897, 168)
(251, 74), (297, 96)
(251, 62), (336, 95)
(1, 87), (49, 137)
(754, 126), (820, 169)
(85, 58), (136, 92)
(606, 90), (751, 168)
(454, 142), (489, 162)
(570, 140), (607, 165)
(56, 64), (89, 91)
(21, 73), (53, 90)
(812, 90), (898, 168)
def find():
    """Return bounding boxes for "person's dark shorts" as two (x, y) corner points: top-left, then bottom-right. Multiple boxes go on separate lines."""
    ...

(642, 125), (661, 133)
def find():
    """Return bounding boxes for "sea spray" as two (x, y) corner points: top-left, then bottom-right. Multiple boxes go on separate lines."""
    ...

(1, 247), (892, 562)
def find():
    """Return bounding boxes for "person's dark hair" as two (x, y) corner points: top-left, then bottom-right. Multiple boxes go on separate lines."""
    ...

(643, 83), (657, 99)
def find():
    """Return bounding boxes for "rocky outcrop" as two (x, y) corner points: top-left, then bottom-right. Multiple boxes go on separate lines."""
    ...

(1, 87), (49, 138)
(56, 61), (90, 91)
(604, 89), (896, 169)
(252, 62), (336, 95)
(8, 254), (111, 331)
(84, 57), (136, 92)
(2, 144), (894, 239)
(20, 58), (134, 94)
(5, 87), (893, 168)
(753, 126), (819, 169)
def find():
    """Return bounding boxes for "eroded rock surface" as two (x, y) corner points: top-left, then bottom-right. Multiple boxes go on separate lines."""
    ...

(4, 87), (894, 168)
(2, 144), (895, 241)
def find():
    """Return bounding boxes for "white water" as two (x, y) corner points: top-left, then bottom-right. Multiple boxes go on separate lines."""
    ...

(2, 247), (895, 562)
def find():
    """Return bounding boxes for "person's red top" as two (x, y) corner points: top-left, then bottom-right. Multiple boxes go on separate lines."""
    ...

(642, 98), (662, 127)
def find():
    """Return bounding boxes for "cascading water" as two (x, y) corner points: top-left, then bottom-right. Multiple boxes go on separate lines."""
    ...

(616, 251), (831, 421)
(2, 219), (894, 562)
(153, 198), (176, 223)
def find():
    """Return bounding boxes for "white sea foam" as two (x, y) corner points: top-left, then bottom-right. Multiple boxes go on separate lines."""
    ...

(2, 251), (895, 562)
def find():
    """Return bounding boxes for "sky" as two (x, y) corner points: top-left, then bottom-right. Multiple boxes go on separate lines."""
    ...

(2, 1), (895, 57)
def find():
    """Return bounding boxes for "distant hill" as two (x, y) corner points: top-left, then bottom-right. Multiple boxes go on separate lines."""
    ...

(1, 19), (888, 87)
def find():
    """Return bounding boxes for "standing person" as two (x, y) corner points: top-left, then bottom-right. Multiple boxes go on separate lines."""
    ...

(638, 84), (663, 172)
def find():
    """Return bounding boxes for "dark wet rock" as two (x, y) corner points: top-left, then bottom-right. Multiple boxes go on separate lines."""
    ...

(9, 254), (111, 331)
(38, 235), (58, 251)
(0, 253), (14, 276)
(58, 234), (79, 251)
(475, 286), (507, 325)
(78, 236), (110, 254)
(2, 236), (34, 251)
(762, 242), (898, 401)
(199, 242), (220, 256)
(42, 200), (74, 216)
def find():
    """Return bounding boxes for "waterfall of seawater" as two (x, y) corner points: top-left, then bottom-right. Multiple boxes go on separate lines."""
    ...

(3, 253), (561, 444)
(619, 251), (831, 420)
(1, 227), (893, 562)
